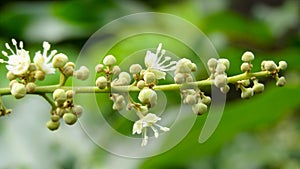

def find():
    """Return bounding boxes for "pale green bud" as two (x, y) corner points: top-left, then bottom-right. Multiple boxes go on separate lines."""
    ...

(253, 83), (264, 93)
(278, 61), (287, 70)
(9, 80), (18, 89)
(241, 51), (255, 62)
(215, 63), (226, 74)
(241, 87), (254, 99)
(174, 73), (185, 84)
(138, 88), (157, 107)
(46, 120), (60, 131)
(74, 66), (90, 80)
(137, 80), (145, 89)
(190, 63), (197, 72)
(103, 55), (116, 66)
(6, 71), (16, 81)
(241, 79), (250, 87)
(144, 72), (156, 84)
(96, 76), (107, 89)
(207, 58), (218, 69)
(261, 61), (266, 71)
(176, 58), (193, 73)
(220, 85), (230, 94)
(112, 102), (125, 111)
(66, 90), (75, 99)
(11, 83), (26, 99)
(63, 113), (77, 125)
(112, 66), (121, 75)
(119, 72), (131, 84)
(95, 64), (104, 73)
(53, 89), (67, 104)
(192, 103), (207, 115)
(214, 74), (227, 88)
(52, 53), (68, 68)
(73, 105), (84, 117)
(29, 63), (37, 72)
(202, 95), (211, 105)
(218, 58), (230, 70)
(65, 62), (75, 68)
(26, 82), (36, 93)
(115, 95), (125, 104)
(63, 65), (74, 77)
(129, 64), (142, 74)
(264, 61), (277, 71)
(35, 70), (45, 81)
(184, 95), (197, 105)
(51, 114), (60, 122)
(185, 74), (193, 83)
(276, 76), (286, 87)
(241, 62), (250, 72)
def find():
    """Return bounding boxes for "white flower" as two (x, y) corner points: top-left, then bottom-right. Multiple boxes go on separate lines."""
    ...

(144, 43), (177, 79)
(33, 41), (56, 74)
(132, 113), (170, 146)
(0, 39), (30, 75)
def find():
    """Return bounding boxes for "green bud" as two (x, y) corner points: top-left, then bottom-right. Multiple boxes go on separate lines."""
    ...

(214, 74), (227, 88)
(112, 102), (125, 111)
(174, 73), (185, 84)
(184, 95), (197, 105)
(74, 66), (90, 80)
(207, 58), (218, 69)
(46, 120), (60, 131)
(264, 61), (277, 71)
(175, 58), (193, 73)
(26, 82), (36, 93)
(53, 89), (66, 104)
(103, 55), (116, 66)
(35, 70), (45, 81)
(66, 90), (75, 99)
(11, 83), (26, 99)
(276, 76), (286, 87)
(51, 114), (60, 122)
(115, 95), (125, 104)
(218, 58), (230, 70)
(119, 72), (131, 84)
(73, 105), (84, 117)
(241, 79), (250, 87)
(112, 66), (121, 75)
(202, 95), (211, 105)
(129, 64), (142, 74)
(220, 85), (230, 94)
(144, 72), (156, 84)
(137, 80), (145, 89)
(138, 88), (157, 107)
(95, 64), (104, 73)
(192, 103), (207, 115)
(52, 53), (68, 68)
(63, 65), (74, 77)
(215, 63), (226, 74)
(241, 87), (254, 99)
(9, 80), (18, 89)
(96, 76), (107, 89)
(253, 83), (264, 93)
(6, 71), (16, 81)
(185, 74), (193, 83)
(241, 51), (255, 62)
(65, 62), (75, 68)
(63, 113), (77, 125)
(240, 62), (250, 72)
(29, 63), (37, 72)
(190, 63), (197, 72)
(278, 61), (287, 70)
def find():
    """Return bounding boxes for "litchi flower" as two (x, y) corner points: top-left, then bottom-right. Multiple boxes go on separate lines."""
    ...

(1, 39), (30, 75)
(144, 43), (177, 79)
(132, 113), (170, 146)
(33, 41), (56, 74)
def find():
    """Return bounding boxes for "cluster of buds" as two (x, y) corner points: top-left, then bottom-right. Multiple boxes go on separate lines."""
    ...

(207, 58), (230, 93)
(47, 89), (84, 130)
(261, 60), (287, 87)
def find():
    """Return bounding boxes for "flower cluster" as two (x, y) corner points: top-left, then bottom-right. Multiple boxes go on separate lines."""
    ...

(207, 58), (230, 93)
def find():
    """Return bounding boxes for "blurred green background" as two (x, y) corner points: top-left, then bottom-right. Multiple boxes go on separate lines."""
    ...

(0, 0), (299, 169)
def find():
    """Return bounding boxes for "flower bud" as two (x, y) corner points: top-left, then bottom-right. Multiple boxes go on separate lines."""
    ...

(63, 65), (74, 77)
(29, 63), (37, 72)
(144, 72), (156, 84)
(241, 87), (254, 99)
(119, 72), (131, 84)
(176, 58), (193, 73)
(112, 66), (121, 75)
(26, 82), (36, 93)
(66, 90), (75, 99)
(278, 61), (287, 70)
(129, 64), (142, 74)
(53, 89), (67, 104)
(220, 85), (230, 94)
(261, 61), (266, 71)
(241, 51), (255, 62)
(52, 53), (68, 68)
(137, 80), (145, 89)
(207, 58), (218, 69)
(103, 55), (116, 66)
(253, 83), (264, 93)
(174, 73), (185, 84)
(11, 83), (26, 99)
(190, 63), (197, 72)
(218, 58), (230, 70)
(74, 66), (90, 80)
(115, 95), (125, 104)
(202, 95), (211, 105)
(138, 88), (157, 107)
(46, 120), (60, 131)
(241, 62), (250, 72)
(214, 74), (227, 88)
(112, 102), (125, 111)
(184, 95), (197, 105)
(95, 64), (104, 73)
(6, 71), (16, 81)
(96, 76), (107, 89)
(192, 103), (207, 115)
(51, 114), (60, 122)
(264, 61), (277, 71)
(63, 113), (77, 125)
(215, 63), (226, 74)
(35, 70), (45, 81)
(73, 105), (84, 117)
(276, 76), (286, 87)
(185, 74), (193, 83)
(65, 62), (75, 68)
(9, 80), (18, 89)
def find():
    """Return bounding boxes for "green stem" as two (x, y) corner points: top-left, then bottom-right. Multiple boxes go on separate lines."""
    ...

(40, 93), (56, 110)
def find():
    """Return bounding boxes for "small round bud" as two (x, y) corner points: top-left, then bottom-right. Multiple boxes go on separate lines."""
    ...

(207, 58), (218, 69)
(276, 76), (286, 87)
(35, 70), (45, 81)
(6, 71), (16, 81)
(144, 72), (156, 84)
(53, 89), (67, 104)
(138, 88), (157, 107)
(253, 83), (264, 93)
(95, 64), (104, 73)
(214, 74), (227, 88)
(241, 79), (250, 87)
(278, 61), (287, 70)
(176, 58), (193, 73)
(218, 58), (230, 70)
(9, 80), (18, 89)
(184, 95), (197, 105)
(74, 66), (90, 80)
(29, 63), (37, 72)
(96, 76), (107, 89)
(46, 120), (60, 131)
(26, 82), (36, 93)
(185, 74), (193, 83)
(220, 85), (230, 94)
(202, 95), (211, 105)
(73, 105), (84, 117)
(112, 102), (125, 111)
(190, 63), (197, 72)
(52, 53), (68, 68)
(192, 103), (207, 115)
(241, 62), (250, 72)
(241, 51), (255, 62)
(65, 62), (75, 68)
(215, 63), (226, 74)
(51, 114), (60, 122)
(137, 80), (145, 89)
(11, 83), (26, 99)
(261, 61), (266, 71)
(264, 61), (277, 71)
(63, 113), (77, 125)
(112, 66), (121, 75)
(63, 66), (74, 77)
(129, 64), (142, 74)
(66, 90), (75, 99)
(241, 87), (254, 99)
(115, 95), (125, 104)
(103, 55), (116, 66)
(119, 72), (131, 84)
(174, 73), (185, 84)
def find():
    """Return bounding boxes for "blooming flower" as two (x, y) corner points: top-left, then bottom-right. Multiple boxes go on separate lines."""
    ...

(33, 41), (56, 74)
(144, 43), (177, 79)
(0, 39), (30, 75)
(132, 113), (170, 146)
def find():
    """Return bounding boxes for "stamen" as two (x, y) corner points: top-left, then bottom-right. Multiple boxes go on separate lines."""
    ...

(150, 126), (159, 138)
(2, 51), (8, 57)
(11, 39), (17, 46)
(19, 41), (23, 49)
(5, 43), (15, 55)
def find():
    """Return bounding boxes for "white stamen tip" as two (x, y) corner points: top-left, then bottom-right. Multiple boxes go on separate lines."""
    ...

(19, 41), (23, 49)
(12, 39), (17, 46)
(43, 41), (50, 50)
(2, 51), (8, 56)
(5, 43), (10, 49)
